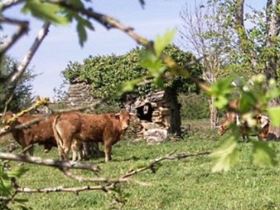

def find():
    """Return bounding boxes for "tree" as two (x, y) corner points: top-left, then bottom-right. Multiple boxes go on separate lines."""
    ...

(0, 56), (34, 112)
(208, 0), (280, 137)
(180, 1), (231, 129)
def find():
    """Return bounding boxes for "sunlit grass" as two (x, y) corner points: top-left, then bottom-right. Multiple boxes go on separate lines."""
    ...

(3, 132), (279, 210)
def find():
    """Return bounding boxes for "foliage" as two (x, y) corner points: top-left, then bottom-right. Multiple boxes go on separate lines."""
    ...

(0, 57), (34, 112)
(205, 0), (280, 76)
(21, 0), (94, 47)
(208, 74), (280, 172)
(62, 44), (202, 103)
(179, 93), (209, 119)
(0, 161), (29, 210)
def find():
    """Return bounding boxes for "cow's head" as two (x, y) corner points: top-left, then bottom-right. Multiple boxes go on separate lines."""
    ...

(255, 114), (270, 129)
(115, 110), (134, 130)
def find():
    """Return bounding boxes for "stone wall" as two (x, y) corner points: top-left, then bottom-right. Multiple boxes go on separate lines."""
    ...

(65, 82), (96, 108)
(125, 91), (176, 144)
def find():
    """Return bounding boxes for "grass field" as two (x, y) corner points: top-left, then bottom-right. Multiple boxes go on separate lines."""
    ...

(1, 121), (280, 210)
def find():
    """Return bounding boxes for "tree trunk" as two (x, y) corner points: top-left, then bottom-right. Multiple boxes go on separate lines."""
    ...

(209, 96), (218, 129)
(164, 87), (181, 136)
(265, 0), (280, 138)
(268, 99), (280, 139)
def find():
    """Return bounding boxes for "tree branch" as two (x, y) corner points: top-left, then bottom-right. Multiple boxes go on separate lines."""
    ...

(0, 152), (100, 172)
(48, 0), (150, 47)
(0, 0), (25, 12)
(7, 22), (50, 88)
(61, 151), (210, 184)
(0, 16), (29, 57)
(15, 184), (114, 194)
(0, 150), (210, 203)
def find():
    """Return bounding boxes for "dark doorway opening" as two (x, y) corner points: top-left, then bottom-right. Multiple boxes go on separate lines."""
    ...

(136, 103), (154, 122)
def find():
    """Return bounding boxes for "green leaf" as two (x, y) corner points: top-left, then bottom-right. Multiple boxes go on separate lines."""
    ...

(22, 0), (69, 25)
(154, 28), (176, 57)
(265, 86), (280, 100)
(211, 136), (239, 172)
(7, 166), (28, 178)
(252, 141), (277, 167)
(208, 77), (233, 96)
(214, 96), (228, 109)
(267, 106), (280, 126)
(121, 78), (142, 94)
(77, 21), (87, 47)
(240, 92), (256, 113)
(0, 179), (12, 196)
(140, 51), (166, 77)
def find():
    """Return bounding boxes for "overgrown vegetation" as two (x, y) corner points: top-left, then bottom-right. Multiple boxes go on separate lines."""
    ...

(62, 45), (202, 103)
(179, 93), (210, 119)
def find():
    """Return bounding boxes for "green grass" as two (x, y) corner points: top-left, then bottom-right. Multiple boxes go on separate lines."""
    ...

(2, 132), (279, 210)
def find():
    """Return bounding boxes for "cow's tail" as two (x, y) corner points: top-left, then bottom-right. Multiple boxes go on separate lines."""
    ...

(52, 115), (65, 157)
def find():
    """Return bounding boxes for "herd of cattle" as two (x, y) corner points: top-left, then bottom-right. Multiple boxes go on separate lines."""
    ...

(218, 100), (271, 140)
(0, 105), (271, 162)
(1, 110), (133, 162)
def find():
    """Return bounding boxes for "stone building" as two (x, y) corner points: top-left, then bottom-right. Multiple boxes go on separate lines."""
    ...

(124, 88), (182, 144)
(64, 81), (182, 144)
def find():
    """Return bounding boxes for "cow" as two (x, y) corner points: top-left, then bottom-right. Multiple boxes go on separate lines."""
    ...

(52, 110), (132, 162)
(1, 111), (57, 155)
(1, 112), (95, 160)
(218, 112), (270, 141)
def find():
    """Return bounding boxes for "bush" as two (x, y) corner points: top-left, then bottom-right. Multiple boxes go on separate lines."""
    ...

(179, 93), (209, 120)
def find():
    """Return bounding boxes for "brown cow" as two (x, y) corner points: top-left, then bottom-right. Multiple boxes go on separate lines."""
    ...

(1, 111), (57, 155)
(52, 110), (132, 162)
(218, 113), (270, 141)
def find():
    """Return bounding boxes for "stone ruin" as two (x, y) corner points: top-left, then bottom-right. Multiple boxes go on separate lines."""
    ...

(65, 81), (96, 108)
(124, 90), (181, 144)
(63, 81), (181, 144)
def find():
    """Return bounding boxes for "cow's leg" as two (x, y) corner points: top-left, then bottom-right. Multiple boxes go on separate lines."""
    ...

(53, 121), (73, 160)
(104, 142), (112, 162)
(43, 143), (53, 153)
(71, 140), (82, 161)
(23, 145), (34, 156)
(82, 142), (91, 160)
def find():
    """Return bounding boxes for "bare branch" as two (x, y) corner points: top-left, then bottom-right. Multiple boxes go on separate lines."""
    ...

(15, 184), (114, 194)
(0, 22), (50, 107)
(0, 0), (25, 12)
(121, 151), (210, 180)
(0, 16), (29, 57)
(62, 151), (210, 184)
(48, 0), (150, 47)
(8, 22), (50, 87)
(0, 152), (100, 172)
(61, 169), (127, 183)
(0, 150), (210, 200)
(0, 117), (44, 137)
